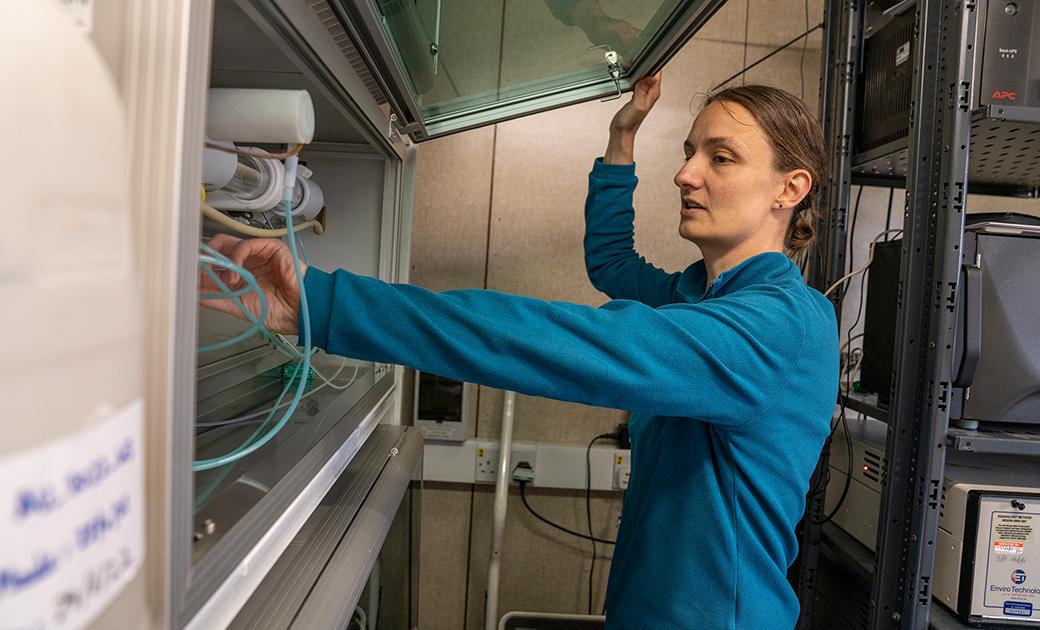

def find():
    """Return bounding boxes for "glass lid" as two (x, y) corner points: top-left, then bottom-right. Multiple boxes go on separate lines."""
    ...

(341, 0), (726, 139)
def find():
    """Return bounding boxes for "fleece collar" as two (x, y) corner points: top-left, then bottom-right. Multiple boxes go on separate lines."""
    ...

(675, 252), (797, 303)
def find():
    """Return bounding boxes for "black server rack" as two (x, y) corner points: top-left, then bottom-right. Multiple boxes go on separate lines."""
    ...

(796, 0), (1040, 629)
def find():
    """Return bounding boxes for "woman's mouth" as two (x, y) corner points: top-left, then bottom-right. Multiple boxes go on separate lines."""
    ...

(681, 200), (706, 217)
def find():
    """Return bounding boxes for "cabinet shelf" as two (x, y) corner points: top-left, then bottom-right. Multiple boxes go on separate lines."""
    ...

(839, 392), (1040, 456)
(820, 524), (1023, 629)
(851, 105), (1040, 193)
(840, 391), (889, 423)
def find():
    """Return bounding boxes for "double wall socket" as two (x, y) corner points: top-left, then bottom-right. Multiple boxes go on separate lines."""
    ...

(613, 451), (630, 490)
(474, 442), (537, 483)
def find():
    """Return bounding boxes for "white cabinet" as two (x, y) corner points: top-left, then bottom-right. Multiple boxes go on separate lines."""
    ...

(73, 0), (729, 627)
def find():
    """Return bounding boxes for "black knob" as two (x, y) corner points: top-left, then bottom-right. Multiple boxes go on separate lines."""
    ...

(1012, 500), (1026, 511)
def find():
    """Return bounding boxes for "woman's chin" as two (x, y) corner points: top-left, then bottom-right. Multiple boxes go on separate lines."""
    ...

(678, 220), (706, 243)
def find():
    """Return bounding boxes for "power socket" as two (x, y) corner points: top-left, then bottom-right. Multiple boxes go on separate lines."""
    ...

(474, 442), (537, 484)
(613, 451), (630, 490)
(474, 445), (499, 483)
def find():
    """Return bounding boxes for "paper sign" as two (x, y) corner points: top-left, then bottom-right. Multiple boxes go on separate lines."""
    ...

(0, 401), (144, 629)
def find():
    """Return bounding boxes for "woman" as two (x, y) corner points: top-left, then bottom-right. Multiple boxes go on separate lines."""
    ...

(202, 75), (839, 629)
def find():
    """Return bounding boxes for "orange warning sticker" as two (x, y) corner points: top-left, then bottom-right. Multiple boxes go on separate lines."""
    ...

(994, 541), (1026, 555)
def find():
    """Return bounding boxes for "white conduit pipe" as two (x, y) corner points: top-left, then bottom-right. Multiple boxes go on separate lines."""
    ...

(485, 390), (516, 630)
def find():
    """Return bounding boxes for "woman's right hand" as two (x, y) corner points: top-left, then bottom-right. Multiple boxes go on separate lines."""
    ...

(609, 71), (662, 136)
(199, 233), (304, 335)
(604, 72), (661, 164)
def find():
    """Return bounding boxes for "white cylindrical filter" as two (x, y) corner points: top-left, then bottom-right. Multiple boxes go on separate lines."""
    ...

(270, 163), (324, 220)
(202, 139), (237, 191)
(207, 88), (315, 144)
(205, 152), (284, 212)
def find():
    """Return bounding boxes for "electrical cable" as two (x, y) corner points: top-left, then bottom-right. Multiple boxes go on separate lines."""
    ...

(517, 481), (616, 546)
(741, 0), (749, 87)
(205, 141), (303, 159)
(194, 358), (358, 429)
(814, 222), (882, 523)
(848, 187), (863, 275)
(712, 22), (825, 92)
(271, 332), (362, 390)
(822, 229), (903, 297)
(814, 266), (867, 524)
(586, 433), (614, 615)
(808, 189), (860, 500)
(884, 187), (895, 238)
(202, 202), (324, 237)
(193, 155), (312, 472)
(800, 0), (809, 101)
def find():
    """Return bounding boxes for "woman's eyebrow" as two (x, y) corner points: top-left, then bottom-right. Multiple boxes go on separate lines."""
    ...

(704, 136), (740, 150)
(684, 136), (743, 153)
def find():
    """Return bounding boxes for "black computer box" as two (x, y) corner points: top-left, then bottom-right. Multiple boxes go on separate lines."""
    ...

(857, 0), (1040, 154)
(859, 213), (1040, 427)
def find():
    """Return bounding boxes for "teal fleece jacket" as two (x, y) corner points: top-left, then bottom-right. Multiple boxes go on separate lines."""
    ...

(299, 159), (839, 629)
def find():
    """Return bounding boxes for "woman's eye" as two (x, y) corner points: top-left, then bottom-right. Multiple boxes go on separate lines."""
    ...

(712, 155), (732, 165)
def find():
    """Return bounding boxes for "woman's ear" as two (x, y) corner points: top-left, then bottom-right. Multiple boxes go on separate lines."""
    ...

(775, 168), (812, 209)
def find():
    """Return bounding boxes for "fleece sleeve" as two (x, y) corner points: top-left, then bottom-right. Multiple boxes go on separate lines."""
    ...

(300, 267), (806, 425)
(584, 158), (681, 307)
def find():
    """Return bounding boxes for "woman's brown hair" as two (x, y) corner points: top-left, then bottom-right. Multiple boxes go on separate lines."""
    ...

(703, 85), (827, 254)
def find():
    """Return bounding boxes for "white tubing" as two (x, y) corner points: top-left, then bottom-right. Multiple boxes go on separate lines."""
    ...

(486, 390), (516, 630)
(206, 88), (315, 144)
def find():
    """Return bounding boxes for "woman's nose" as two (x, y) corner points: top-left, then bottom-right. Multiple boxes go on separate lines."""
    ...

(674, 159), (704, 190)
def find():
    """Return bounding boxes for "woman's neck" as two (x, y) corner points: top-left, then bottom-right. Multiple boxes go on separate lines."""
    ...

(701, 240), (784, 288)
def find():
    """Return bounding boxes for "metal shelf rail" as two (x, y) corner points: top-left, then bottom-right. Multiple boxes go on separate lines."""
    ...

(794, 0), (861, 620)
(799, 0), (983, 628)
(853, 104), (1040, 190)
(840, 392), (1040, 457)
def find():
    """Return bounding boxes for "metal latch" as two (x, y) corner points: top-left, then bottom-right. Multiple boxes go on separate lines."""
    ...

(602, 50), (622, 102)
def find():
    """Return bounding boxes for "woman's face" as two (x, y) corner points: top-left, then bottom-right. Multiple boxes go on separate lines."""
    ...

(673, 100), (788, 252)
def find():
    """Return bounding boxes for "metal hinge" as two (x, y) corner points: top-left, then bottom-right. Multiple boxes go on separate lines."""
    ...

(601, 50), (623, 102)
(387, 113), (421, 142)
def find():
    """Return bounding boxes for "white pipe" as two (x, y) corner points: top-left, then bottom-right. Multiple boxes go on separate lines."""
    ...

(486, 390), (516, 630)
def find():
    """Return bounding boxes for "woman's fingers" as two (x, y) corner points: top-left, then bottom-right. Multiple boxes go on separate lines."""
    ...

(206, 233), (243, 256)
(199, 293), (248, 320)
(198, 237), (303, 333)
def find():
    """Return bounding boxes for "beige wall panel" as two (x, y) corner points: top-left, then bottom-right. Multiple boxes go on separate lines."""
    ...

(465, 486), (624, 628)
(696, 0), (750, 43)
(968, 194), (1040, 217)
(741, 45), (823, 108)
(476, 386), (625, 443)
(411, 126), (496, 292)
(419, 482), (474, 630)
(746, 0), (825, 49)
(410, 126), (496, 434)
